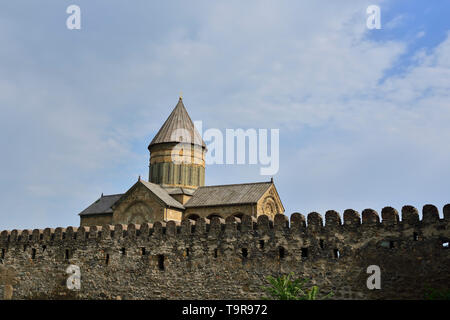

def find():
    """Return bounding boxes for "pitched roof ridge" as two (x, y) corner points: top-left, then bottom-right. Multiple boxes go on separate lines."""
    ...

(140, 179), (163, 189)
(197, 181), (272, 188)
(100, 193), (124, 197)
(138, 180), (185, 209)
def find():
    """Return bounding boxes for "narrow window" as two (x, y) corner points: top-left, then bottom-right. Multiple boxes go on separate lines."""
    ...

(389, 241), (395, 249)
(279, 247), (285, 259)
(1, 248), (5, 259)
(105, 254), (110, 265)
(51, 234), (55, 241)
(214, 248), (218, 258)
(334, 249), (340, 259)
(413, 232), (419, 241)
(23, 244), (27, 252)
(187, 166), (191, 185)
(120, 248), (126, 255)
(158, 255), (165, 270)
(39, 234), (43, 240)
(319, 239), (325, 249)
(185, 248), (190, 257)
(301, 248), (308, 258)
(85, 232), (89, 239)
(65, 249), (70, 260)
(241, 248), (248, 258)
(31, 248), (36, 260)
(42, 245), (46, 253)
(62, 233), (66, 240)
(158, 164), (162, 184)
(259, 240), (265, 249)
(141, 247), (146, 256)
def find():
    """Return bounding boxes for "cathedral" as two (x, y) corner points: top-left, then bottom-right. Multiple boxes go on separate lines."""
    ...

(79, 97), (285, 226)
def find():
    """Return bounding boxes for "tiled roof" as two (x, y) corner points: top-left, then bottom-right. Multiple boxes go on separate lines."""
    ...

(184, 182), (272, 208)
(139, 180), (185, 210)
(79, 194), (123, 216)
(149, 98), (206, 148)
(80, 181), (274, 215)
(79, 180), (185, 216)
(162, 186), (196, 196)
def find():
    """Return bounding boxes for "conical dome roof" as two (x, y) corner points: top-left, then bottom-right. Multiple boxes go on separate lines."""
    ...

(148, 97), (206, 149)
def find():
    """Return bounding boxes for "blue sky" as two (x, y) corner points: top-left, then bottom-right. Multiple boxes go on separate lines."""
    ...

(0, 0), (449, 230)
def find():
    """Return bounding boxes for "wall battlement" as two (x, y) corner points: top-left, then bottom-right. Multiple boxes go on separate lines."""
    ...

(0, 204), (449, 300)
(2, 204), (449, 244)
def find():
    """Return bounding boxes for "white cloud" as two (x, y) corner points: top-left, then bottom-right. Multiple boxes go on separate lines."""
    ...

(416, 31), (426, 39)
(385, 14), (406, 30)
(0, 1), (448, 228)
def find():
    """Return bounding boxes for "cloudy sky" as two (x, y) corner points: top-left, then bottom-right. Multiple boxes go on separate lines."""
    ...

(0, 0), (449, 230)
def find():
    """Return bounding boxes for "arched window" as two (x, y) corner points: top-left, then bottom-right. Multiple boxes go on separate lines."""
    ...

(233, 213), (244, 220)
(186, 214), (200, 221)
(124, 202), (154, 224)
(207, 214), (222, 220)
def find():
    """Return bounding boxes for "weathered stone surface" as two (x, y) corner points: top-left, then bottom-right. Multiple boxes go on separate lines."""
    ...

(381, 207), (399, 225)
(423, 204), (439, 223)
(444, 204), (450, 221)
(343, 209), (360, 226)
(0, 205), (449, 300)
(325, 210), (341, 228)
(361, 209), (379, 225)
(402, 206), (419, 224)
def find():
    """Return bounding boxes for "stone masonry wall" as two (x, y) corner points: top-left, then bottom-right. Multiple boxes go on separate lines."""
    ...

(0, 204), (449, 300)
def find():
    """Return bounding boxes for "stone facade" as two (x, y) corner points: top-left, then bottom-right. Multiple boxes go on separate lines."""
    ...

(256, 184), (284, 218)
(112, 183), (179, 225)
(79, 214), (113, 227)
(184, 204), (257, 220)
(170, 194), (192, 205)
(1, 204), (449, 300)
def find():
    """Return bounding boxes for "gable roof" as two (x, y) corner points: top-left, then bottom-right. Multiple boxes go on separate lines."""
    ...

(149, 97), (206, 149)
(79, 194), (123, 216)
(139, 180), (185, 210)
(162, 186), (196, 196)
(184, 182), (273, 208)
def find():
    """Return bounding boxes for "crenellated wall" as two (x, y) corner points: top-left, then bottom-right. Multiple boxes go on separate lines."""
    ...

(0, 204), (449, 300)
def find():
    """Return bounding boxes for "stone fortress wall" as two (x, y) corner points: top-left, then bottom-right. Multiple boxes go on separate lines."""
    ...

(0, 204), (449, 300)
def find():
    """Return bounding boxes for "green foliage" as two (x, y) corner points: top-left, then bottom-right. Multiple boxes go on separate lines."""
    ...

(424, 287), (450, 300)
(261, 273), (333, 300)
